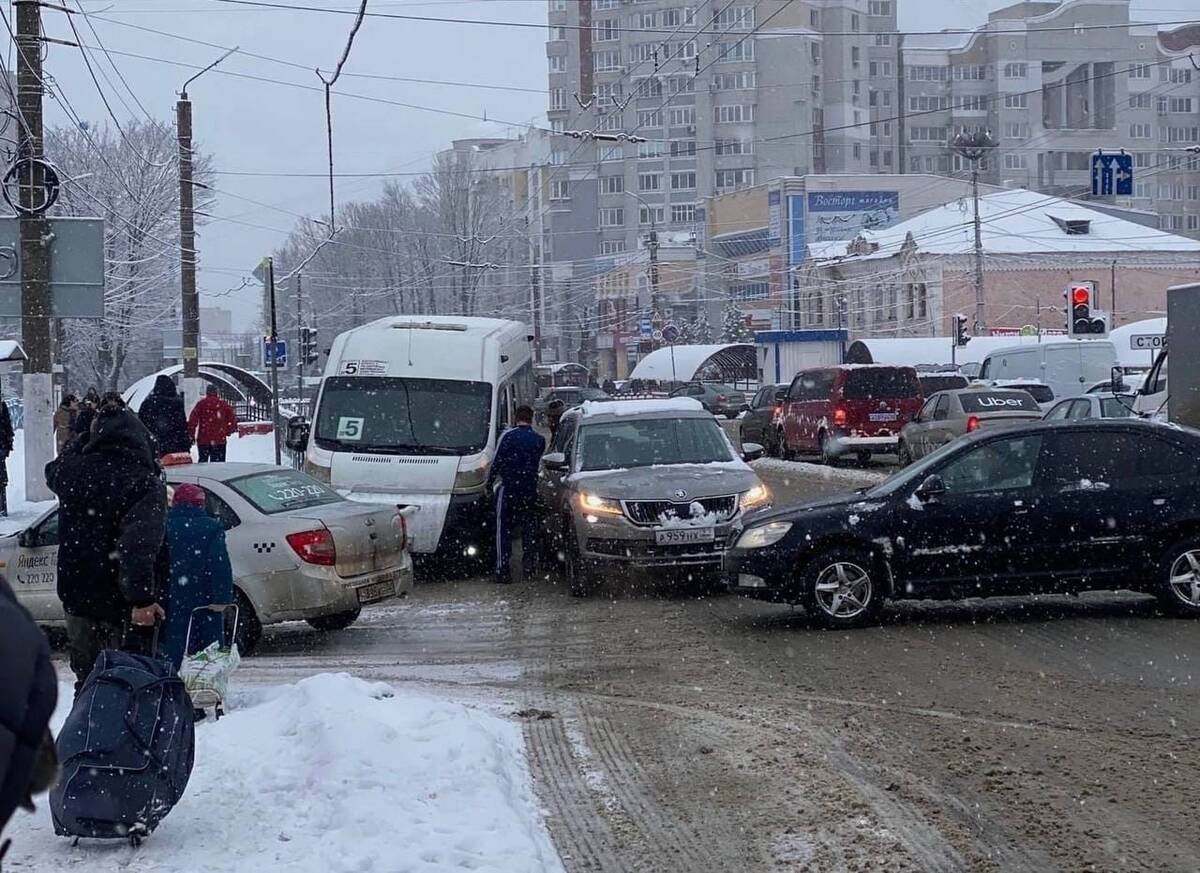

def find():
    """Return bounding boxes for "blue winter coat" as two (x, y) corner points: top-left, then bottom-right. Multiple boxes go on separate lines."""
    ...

(489, 424), (545, 503)
(162, 505), (234, 670)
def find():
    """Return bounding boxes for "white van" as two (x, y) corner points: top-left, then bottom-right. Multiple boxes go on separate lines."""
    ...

(1132, 349), (1168, 419)
(297, 317), (535, 558)
(977, 341), (1118, 401)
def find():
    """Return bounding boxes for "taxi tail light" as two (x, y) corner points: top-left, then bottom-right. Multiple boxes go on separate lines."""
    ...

(393, 510), (408, 552)
(286, 528), (337, 566)
(832, 406), (848, 427)
(716, 394), (727, 403)
(966, 415), (981, 432)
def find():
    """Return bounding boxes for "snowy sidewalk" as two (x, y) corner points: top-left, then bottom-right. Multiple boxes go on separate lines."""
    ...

(4, 673), (564, 873)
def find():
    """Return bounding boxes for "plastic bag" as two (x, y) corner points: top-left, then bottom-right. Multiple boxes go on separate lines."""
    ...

(179, 641), (241, 700)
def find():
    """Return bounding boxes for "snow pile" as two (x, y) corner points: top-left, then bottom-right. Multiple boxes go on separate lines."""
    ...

(753, 456), (888, 486)
(579, 397), (704, 417)
(0, 430), (56, 535)
(6, 673), (564, 873)
(657, 501), (720, 529)
(225, 431), (279, 464)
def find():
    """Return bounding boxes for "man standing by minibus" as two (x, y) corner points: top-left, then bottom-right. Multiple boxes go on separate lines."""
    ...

(489, 405), (544, 584)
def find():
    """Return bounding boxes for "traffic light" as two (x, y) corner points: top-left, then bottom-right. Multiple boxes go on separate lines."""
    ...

(1066, 282), (1108, 337)
(299, 326), (320, 365)
(953, 313), (970, 347)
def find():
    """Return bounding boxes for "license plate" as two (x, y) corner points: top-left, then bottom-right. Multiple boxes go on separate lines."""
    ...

(869, 412), (898, 422)
(356, 577), (396, 604)
(655, 527), (716, 546)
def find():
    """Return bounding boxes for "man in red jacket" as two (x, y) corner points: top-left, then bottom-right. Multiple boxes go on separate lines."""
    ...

(187, 385), (238, 462)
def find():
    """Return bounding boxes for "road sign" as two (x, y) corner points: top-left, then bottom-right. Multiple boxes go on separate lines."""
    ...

(639, 318), (653, 338)
(1130, 334), (1165, 351)
(662, 322), (680, 344)
(1091, 150), (1133, 197)
(263, 337), (287, 368)
(0, 217), (104, 317)
(651, 328), (664, 342)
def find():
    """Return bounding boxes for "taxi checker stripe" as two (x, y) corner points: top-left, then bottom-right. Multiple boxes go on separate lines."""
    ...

(253, 542), (276, 554)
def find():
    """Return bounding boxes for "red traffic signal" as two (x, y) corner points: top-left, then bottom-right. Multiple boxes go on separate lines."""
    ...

(1071, 286), (1091, 306)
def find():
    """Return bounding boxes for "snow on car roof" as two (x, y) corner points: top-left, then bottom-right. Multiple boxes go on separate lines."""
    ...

(579, 397), (705, 418)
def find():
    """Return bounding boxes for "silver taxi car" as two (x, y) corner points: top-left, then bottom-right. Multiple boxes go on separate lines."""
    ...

(537, 398), (770, 595)
(6, 463), (413, 654)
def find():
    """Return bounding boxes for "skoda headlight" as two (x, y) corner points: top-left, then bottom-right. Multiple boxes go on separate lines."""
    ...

(579, 492), (622, 516)
(453, 453), (490, 493)
(739, 482), (771, 512)
(736, 521), (792, 549)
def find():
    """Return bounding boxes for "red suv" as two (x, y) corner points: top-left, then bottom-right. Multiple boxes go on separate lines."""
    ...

(779, 365), (923, 464)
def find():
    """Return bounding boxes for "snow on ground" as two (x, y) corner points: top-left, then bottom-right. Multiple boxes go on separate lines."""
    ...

(752, 456), (890, 486)
(0, 431), (56, 535)
(5, 672), (564, 873)
(224, 431), (280, 464)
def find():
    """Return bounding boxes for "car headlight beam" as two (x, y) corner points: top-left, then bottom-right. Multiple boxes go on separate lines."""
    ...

(735, 521), (793, 549)
(739, 482), (771, 512)
(579, 492), (623, 516)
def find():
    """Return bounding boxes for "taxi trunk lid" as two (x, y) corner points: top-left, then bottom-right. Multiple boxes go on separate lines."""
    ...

(282, 500), (403, 578)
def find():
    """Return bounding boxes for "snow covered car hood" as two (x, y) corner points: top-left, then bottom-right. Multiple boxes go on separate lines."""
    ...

(566, 462), (760, 502)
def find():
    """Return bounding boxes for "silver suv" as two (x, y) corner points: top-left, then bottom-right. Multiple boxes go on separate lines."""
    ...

(537, 398), (770, 595)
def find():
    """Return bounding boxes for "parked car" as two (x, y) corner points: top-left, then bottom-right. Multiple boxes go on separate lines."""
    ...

(668, 383), (749, 419)
(740, 384), (788, 455)
(535, 386), (611, 423)
(898, 388), (1042, 465)
(537, 398), (769, 596)
(917, 372), (969, 397)
(1043, 393), (1135, 421)
(7, 463), (414, 654)
(727, 419), (1200, 627)
(779, 365), (923, 464)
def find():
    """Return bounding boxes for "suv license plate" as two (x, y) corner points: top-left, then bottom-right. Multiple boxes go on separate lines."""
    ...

(869, 412), (898, 422)
(356, 577), (397, 604)
(655, 527), (716, 546)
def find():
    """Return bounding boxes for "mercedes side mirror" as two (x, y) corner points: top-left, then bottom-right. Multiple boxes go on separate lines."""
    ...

(915, 474), (946, 502)
(741, 442), (764, 463)
(542, 452), (567, 471)
(285, 416), (310, 452)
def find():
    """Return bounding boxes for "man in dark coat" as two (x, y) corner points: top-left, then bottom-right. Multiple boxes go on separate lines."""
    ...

(0, 392), (13, 517)
(46, 403), (169, 693)
(488, 405), (545, 584)
(138, 375), (191, 457)
(0, 574), (58, 843)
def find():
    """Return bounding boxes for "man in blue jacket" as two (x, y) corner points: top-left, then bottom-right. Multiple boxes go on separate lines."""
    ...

(489, 405), (545, 583)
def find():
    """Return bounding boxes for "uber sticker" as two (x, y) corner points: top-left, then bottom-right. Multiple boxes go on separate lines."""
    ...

(337, 417), (365, 440)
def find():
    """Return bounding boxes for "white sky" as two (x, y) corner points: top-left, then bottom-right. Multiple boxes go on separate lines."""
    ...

(14, 0), (1199, 329)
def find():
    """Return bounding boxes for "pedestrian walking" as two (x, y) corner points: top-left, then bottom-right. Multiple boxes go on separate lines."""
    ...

(187, 385), (239, 463)
(0, 392), (13, 518)
(0, 574), (58, 841)
(138, 375), (191, 457)
(161, 483), (233, 671)
(53, 394), (78, 455)
(489, 405), (545, 583)
(45, 401), (170, 694)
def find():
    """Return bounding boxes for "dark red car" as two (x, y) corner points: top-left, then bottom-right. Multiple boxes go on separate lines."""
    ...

(779, 365), (923, 464)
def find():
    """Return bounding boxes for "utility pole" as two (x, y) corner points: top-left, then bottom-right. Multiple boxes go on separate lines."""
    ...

(530, 262), (543, 365)
(648, 225), (660, 323)
(16, 0), (53, 502)
(951, 129), (997, 336)
(295, 271), (304, 409)
(265, 257), (282, 466)
(177, 47), (235, 415)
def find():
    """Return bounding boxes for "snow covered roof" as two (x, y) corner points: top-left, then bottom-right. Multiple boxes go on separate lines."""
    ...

(903, 31), (975, 51)
(579, 397), (704, 418)
(629, 343), (755, 382)
(834, 189), (1200, 260)
(0, 341), (25, 362)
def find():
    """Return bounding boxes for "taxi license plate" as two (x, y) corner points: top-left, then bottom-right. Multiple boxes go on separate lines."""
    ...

(356, 577), (397, 604)
(655, 527), (716, 546)
(869, 412), (898, 422)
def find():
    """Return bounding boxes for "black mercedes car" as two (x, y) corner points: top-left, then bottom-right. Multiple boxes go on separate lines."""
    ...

(726, 419), (1200, 628)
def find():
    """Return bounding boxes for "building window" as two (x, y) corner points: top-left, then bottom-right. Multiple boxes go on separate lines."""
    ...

(714, 138), (752, 156)
(549, 88), (567, 111)
(552, 0), (566, 10)
(549, 55), (565, 73)
(1128, 93), (1151, 109)
(670, 139), (697, 157)
(671, 203), (696, 223)
(908, 65), (948, 82)
(550, 180), (570, 201)
(661, 7), (694, 27)
(599, 145), (623, 162)
(1003, 62), (1028, 79)
(638, 173), (661, 191)
(600, 174), (624, 194)
(639, 205), (664, 225)
(599, 207), (625, 227)
(550, 149), (567, 165)
(712, 5), (754, 29)
(809, 9), (818, 27)
(956, 95), (988, 112)
(853, 143), (862, 159)
(668, 106), (696, 126)
(875, 33), (891, 46)
(1004, 122), (1030, 139)
(549, 26), (567, 41)
(850, 12), (859, 31)
(600, 240), (626, 254)
(668, 76), (694, 94)
(908, 126), (947, 142)
(638, 140), (665, 159)
(592, 0), (617, 8)
(868, 0), (891, 14)
(593, 50), (621, 71)
(953, 64), (988, 81)
(1129, 63), (1152, 79)
(593, 17), (619, 41)
(714, 104), (754, 123)
(917, 283), (928, 318)
(810, 42), (821, 63)
(713, 71), (756, 90)
(637, 109), (662, 128)
(883, 150), (893, 166)
(637, 11), (656, 28)
(1004, 153), (1028, 170)
(1188, 215), (1199, 231)
(715, 168), (754, 191)
(1130, 123), (1152, 139)
(909, 95), (949, 112)
(1003, 93), (1028, 109)
(670, 171), (697, 190)
(851, 46), (861, 66)
(869, 149), (879, 167)
(716, 41), (754, 62)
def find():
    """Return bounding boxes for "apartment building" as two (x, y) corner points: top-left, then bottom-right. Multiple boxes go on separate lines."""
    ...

(897, 0), (1200, 238)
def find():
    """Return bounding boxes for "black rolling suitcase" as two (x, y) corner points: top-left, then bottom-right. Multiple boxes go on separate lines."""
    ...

(50, 644), (195, 844)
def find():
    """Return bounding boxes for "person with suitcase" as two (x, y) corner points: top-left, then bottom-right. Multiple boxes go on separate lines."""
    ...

(45, 398), (170, 694)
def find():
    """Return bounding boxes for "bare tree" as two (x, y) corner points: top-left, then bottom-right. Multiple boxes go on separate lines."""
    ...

(49, 120), (212, 391)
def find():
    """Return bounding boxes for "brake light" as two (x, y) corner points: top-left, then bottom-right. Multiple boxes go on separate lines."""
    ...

(966, 415), (981, 432)
(717, 394), (727, 403)
(286, 528), (337, 565)
(393, 510), (408, 552)
(832, 406), (848, 427)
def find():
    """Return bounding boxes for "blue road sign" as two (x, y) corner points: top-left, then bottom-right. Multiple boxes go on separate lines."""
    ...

(1091, 151), (1133, 197)
(263, 337), (287, 368)
(639, 318), (653, 338)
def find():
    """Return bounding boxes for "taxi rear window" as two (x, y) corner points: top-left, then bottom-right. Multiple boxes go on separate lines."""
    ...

(226, 470), (343, 515)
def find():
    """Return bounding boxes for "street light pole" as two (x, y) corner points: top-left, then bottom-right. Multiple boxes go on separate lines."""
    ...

(951, 129), (997, 336)
(626, 191), (661, 324)
(177, 47), (236, 414)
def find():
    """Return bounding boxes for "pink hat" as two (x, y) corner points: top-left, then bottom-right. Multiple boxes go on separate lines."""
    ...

(172, 483), (207, 508)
